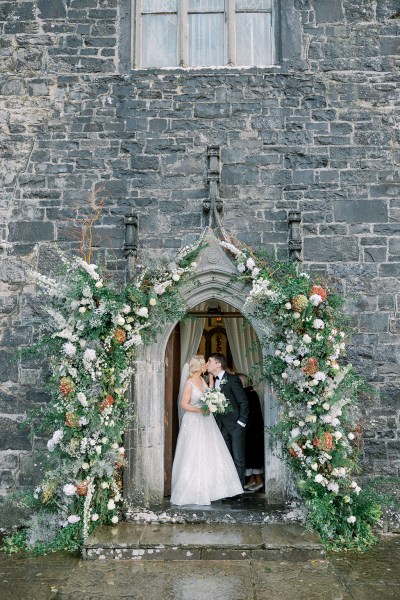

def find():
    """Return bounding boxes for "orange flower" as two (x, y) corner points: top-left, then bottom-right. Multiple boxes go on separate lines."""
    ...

(65, 412), (80, 428)
(113, 327), (126, 344)
(310, 285), (327, 301)
(75, 481), (88, 496)
(313, 432), (333, 451)
(302, 357), (319, 376)
(99, 394), (114, 412)
(59, 377), (75, 396)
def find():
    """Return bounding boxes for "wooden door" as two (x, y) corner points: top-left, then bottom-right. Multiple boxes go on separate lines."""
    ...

(164, 323), (181, 496)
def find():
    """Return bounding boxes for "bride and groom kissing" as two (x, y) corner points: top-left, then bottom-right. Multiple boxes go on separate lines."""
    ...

(170, 353), (249, 506)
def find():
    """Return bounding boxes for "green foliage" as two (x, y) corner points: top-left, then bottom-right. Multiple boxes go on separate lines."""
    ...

(220, 239), (382, 553)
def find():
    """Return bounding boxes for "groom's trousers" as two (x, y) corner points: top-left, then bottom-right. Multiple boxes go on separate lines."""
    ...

(220, 423), (246, 487)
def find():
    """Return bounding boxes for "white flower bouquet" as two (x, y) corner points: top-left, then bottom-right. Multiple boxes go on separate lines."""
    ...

(199, 388), (232, 416)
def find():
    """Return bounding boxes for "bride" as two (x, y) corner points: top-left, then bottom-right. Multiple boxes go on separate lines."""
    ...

(170, 354), (243, 506)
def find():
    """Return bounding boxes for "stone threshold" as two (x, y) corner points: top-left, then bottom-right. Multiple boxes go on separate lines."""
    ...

(83, 522), (324, 562)
(124, 497), (307, 525)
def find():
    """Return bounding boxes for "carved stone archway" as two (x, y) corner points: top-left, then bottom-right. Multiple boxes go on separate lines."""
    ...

(125, 235), (287, 506)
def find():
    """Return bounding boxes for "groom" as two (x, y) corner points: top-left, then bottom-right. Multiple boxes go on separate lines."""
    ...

(206, 353), (249, 496)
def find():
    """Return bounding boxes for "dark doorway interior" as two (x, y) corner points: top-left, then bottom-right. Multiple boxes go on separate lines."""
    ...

(163, 323), (181, 496)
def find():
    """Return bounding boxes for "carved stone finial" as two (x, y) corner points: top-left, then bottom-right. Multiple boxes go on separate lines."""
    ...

(203, 146), (223, 221)
(288, 211), (302, 262)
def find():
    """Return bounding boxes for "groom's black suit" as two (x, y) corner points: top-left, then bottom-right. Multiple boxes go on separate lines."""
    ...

(215, 372), (249, 487)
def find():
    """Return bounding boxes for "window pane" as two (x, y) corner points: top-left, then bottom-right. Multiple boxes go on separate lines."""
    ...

(189, 0), (224, 12)
(236, 12), (272, 65)
(142, 0), (177, 13)
(142, 14), (178, 67)
(236, 0), (271, 9)
(189, 13), (225, 66)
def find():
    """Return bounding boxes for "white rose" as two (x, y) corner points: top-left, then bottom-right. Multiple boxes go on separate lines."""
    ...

(117, 316), (125, 325)
(311, 463), (318, 471)
(293, 359), (300, 367)
(286, 344), (294, 353)
(314, 474), (324, 483)
(281, 372), (288, 379)
(191, 262), (197, 268)
(347, 515), (356, 524)
(135, 307), (149, 318)
(172, 272), (180, 282)
(111, 442), (119, 449)
(101, 482), (109, 489)
(78, 307), (86, 313)
(302, 334), (312, 344)
(293, 312), (300, 319)
(251, 267), (260, 278)
(63, 342), (77, 356)
(67, 515), (80, 524)
(246, 257), (255, 269)
(339, 331), (345, 338)
(284, 302), (292, 310)
(107, 499), (116, 510)
(82, 462), (89, 470)
(111, 515), (119, 524)
(348, 432), (355, 440)
(125, 324), (132, 331)
(149, 297), (156, 306)
(343, 496), (351, 503)
(101, 437), (108, 444)
(334, 431), (343, 440)
(305, 415), (317, 423)
(275, 350), (281, 356)
(322, 403), (330, 411)
(77, 392), (88, 407)
(95, 280), (103, 288)
(122, 304), (131, 314)
(63, 484), (76, 496)
(298, 421), (305, 427)
(209, 405), (217, 413)
(95, 445), (102, 454)
(237, 263), (246, 273)
(91, 514), (99, 521)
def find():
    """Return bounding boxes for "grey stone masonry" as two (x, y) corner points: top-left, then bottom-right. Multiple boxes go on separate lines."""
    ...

(0, 0), (399, 496)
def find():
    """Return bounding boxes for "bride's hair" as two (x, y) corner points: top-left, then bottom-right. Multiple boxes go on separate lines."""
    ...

(188, 355), (205, 376)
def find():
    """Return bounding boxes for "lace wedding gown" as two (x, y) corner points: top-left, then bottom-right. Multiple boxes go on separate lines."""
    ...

(170, 381), (243, 506)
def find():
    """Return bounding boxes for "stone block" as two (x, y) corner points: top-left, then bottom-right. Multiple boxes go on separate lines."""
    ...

(335, 200), (388, 223)
(363, 247), (387, 263)
(131, 156), (160, 171)
(8, 221), (54, 243)
(303, 237), (359, 262)
(0, 389), (26, 414)
(194, 104), (230, 119)
(0, 418), (31, 451)
(37, 0), (66, 18)
(380, 37), (400, 56)
(0, 350), (19, 383)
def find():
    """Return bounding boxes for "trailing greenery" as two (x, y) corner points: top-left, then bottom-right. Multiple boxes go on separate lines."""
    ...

(220, 240), (381, 552)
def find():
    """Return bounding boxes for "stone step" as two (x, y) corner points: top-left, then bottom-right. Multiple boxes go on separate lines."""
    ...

(124, 497), (307, 525)
(83, 522), (325, 562)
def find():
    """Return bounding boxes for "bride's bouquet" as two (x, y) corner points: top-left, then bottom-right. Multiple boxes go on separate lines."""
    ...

(199, 388), (232, 416)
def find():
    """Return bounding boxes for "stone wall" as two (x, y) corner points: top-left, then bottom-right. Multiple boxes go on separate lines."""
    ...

(0, 0), (399, 494)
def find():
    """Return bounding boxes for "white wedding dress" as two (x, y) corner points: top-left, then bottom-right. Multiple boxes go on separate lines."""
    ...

(170, 380), (243, 506)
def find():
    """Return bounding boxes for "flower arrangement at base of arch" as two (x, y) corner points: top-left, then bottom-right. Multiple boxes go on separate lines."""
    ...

(220, 240), (381, 551)
(4, 241), (202, 555)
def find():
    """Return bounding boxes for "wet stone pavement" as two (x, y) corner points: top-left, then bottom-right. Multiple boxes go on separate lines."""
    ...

(0, 535), (399, 600)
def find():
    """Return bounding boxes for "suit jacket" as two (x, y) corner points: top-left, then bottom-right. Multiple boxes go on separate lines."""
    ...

(216, 372), (249, 430)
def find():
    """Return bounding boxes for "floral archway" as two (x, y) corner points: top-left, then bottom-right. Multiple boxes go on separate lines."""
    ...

(5, 230), (380, 554)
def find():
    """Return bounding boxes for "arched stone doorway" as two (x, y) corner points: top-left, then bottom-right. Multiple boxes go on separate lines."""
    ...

(124, 235), (287, 506)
